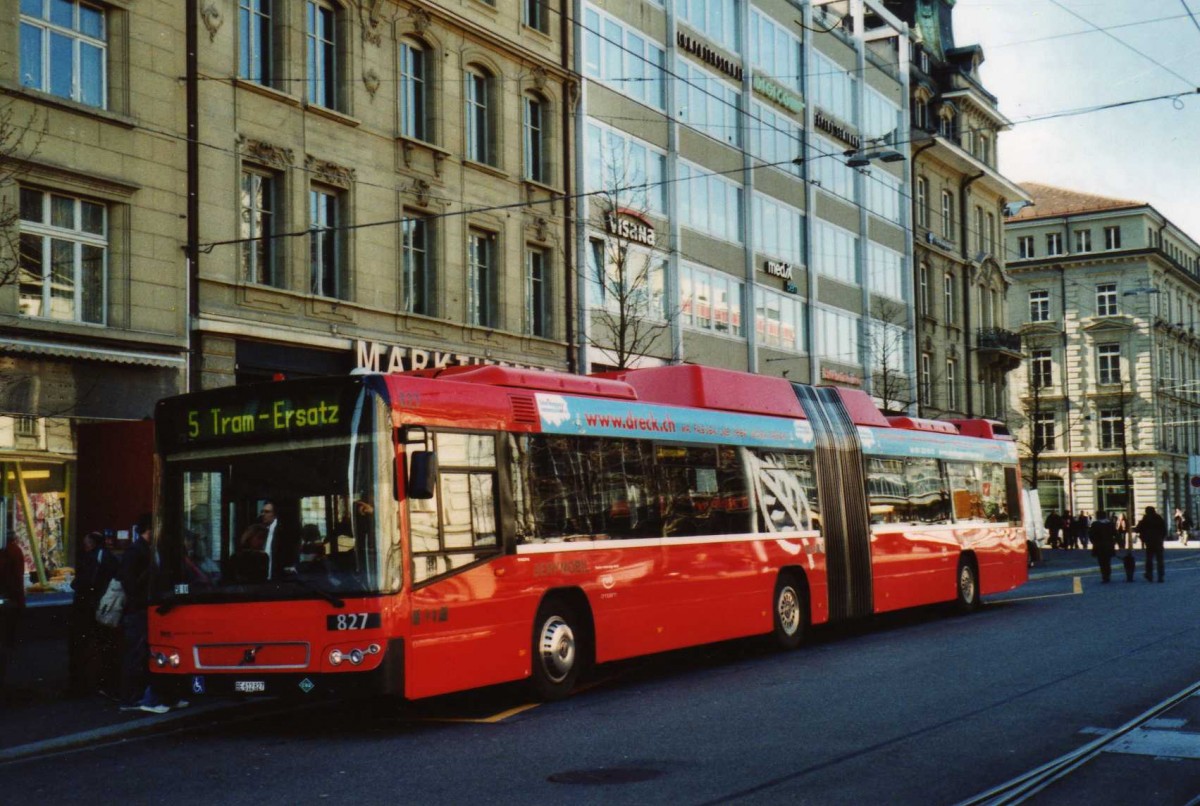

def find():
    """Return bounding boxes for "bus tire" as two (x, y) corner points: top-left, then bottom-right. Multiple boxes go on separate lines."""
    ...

(772, 573), (806, 650)
(531, 597), (584, 701)
(956, 557), (980, 613)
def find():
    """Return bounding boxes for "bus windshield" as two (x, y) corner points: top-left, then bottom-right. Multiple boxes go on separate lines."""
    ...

(155, 388), (399, 602)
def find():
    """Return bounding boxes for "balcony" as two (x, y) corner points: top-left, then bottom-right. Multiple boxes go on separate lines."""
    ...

(975, 327), (1022, 371)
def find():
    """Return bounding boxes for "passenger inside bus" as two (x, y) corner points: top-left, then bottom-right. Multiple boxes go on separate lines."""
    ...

(230, 523), (270, 583)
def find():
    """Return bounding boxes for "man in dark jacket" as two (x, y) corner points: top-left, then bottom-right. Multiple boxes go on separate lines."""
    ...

(69, 532), (119, 697)
(1088, 511), (1118, 583)
(0, 531), (26, 690)
(118, 515), (173, 713)
(1135, 505), (1168, 582)
(1044, 511), (1064, 549)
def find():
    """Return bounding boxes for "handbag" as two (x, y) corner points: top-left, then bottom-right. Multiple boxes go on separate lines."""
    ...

(96, 579), (126, 627)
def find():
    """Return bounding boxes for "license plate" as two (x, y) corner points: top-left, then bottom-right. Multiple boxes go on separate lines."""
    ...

(234, 680), (266, 693)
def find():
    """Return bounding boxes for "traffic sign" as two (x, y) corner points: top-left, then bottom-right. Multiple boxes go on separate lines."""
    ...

(1071, 460), (1084, 473)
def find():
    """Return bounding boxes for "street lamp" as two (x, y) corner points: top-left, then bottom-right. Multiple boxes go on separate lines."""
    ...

(844, 147), (906, 168)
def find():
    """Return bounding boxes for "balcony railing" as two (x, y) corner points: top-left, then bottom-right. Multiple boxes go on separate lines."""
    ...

(976, 327), (1021, 353)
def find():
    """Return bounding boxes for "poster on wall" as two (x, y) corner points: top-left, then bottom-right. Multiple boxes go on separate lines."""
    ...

(13, 491), (65, 576)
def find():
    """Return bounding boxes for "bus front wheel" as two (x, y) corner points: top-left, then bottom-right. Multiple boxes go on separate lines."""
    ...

(531, 598), (584, 701)
(772, 573), (806, 650)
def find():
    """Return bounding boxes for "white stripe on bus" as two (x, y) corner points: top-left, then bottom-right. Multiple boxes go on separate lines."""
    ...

(514, 531), (822, 554)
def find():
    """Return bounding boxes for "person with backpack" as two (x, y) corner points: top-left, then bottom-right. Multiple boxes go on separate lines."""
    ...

(1135, 505), (1168, 583)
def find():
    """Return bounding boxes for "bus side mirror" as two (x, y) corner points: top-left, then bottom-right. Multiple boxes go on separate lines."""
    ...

(408, 451), (438, 499)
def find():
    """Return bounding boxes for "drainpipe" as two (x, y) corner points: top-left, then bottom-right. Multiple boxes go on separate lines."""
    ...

(959, 170), (984, 416)
(910, 140), (936, 415)
(561, 0), (575, 373)
(186, 0), (200, 392)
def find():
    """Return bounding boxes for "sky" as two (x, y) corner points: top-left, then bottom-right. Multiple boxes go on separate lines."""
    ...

(952, 0), (1200, 238)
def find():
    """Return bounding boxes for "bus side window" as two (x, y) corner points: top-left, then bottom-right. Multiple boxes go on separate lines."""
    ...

(906, 457), (949, 524)
(747, 449), (820, 534)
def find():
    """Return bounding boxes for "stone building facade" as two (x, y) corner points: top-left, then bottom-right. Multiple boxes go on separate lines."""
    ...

(1006, 183), (1200, 525)
(1, 1), (189, 577)
(890, 0), (1028, 420)
(191, 0), (575, 385)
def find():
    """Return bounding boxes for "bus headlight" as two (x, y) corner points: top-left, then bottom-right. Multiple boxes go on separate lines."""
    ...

(329, 649), (344, 666)
(349, 649), (364, 665)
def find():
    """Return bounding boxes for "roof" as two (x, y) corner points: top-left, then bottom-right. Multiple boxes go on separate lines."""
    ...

(1009, 183), (1146, 222)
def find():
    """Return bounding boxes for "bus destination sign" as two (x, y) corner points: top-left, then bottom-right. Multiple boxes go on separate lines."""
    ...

(158, 379), (359, 449)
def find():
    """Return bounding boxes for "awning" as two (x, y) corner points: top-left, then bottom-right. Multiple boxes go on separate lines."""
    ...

(0, 337), (186, 368)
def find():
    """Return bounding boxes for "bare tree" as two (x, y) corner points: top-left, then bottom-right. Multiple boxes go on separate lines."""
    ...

(583, 152), (675, 370)
(0, 95), (44, 289)
(867, 299), (915, 414)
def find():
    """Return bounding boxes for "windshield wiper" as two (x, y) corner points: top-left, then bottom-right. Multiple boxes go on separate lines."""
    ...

(280, 572), (345, 608)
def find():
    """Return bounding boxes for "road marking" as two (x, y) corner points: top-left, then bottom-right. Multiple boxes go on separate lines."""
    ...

(417, 702), (541, 724)
(1106, 727), (1200, 760)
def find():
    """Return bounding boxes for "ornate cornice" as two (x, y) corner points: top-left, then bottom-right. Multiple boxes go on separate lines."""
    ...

(240, 137), (294, 169)
(305, 155), (355, 187)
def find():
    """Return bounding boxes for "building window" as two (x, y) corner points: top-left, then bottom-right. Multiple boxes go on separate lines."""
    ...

(973, 205), (984, 254)
(238, 0), (272, 85)
(1032, 411), (1055, 451)
(1105, 225), (1122, 250)
(1018, 235), (1034, 259)
(467, 229), (497, 328)
(941, 190), (953, 238)
(676, 57), (741, 146)
(1046, 232), (1063, 256)
(399, 40), (430, 141)
(1097, 342), (1121, 385)
(523, 0), (548, 33)
(14, 415), (41, 439)
(240, 169), (277, 286)
(920, 352), (932, 404)
(946, 359), (958, 410)
(919, 263), (931, 315)
(1099, 408), (1125, 449)
(523, 94), (547, 183)
(402, 214), (435, 317)
(586, 122), (668, 215)
(1031, 349), (1053, 389)
(1096, 283), (1118, 317)
(525, 246), (550, 337)
(915, 177), (928, 228)
(1074, 229), (1092, 253)
(678, 161), (743, 245)
(465, 67), (496, 166)
(18, 186), (107, 323)
(1029, 290), (1050, 322)
(944, 272), (956, 325)
(913, 96), (928, 131)
(683, 263), (745, 338)
(309, 186), (345, 299)
(583, 8), (666, 111)
(19, 0), (106, 107)
(753, 193), (804, 266)
(306, 1), (338, 109)
(976, 133), (991, 165)
(985, 212), (996, 253)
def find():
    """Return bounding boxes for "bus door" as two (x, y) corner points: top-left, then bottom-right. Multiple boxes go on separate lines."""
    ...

(792, 385), (873, 621)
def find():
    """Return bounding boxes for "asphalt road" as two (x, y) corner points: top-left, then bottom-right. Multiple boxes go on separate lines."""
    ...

(6, 559), (1200, 805)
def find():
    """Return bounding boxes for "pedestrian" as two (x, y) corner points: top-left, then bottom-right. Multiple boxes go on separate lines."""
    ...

(0, 530), (26, 690)
(1134, 505), (1167, 583)
(1070, 511), (1089, 550)
(1045, 510), (1064, 550)
(68, 531), (117, 697)
(1181, 514), (1192, 547)
(1115, 513), (1129, 553)
(1173, 508), (1184, 541)
(118, 514), (185, 713)
(1089, 511), (1118, 583)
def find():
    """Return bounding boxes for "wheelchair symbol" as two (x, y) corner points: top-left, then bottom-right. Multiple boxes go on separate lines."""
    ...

(192, 676), (206, 695)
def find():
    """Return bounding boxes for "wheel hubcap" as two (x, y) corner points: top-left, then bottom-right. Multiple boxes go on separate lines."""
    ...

(538, 616), (576, 683)
(777, 586), (800, 635)
(960, 567), (976, 602)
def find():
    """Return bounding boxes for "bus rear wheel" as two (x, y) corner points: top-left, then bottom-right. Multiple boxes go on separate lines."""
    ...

(772, 573), (806, 650)
(956, 558), (980, 613)
(531, 598), (584, 701)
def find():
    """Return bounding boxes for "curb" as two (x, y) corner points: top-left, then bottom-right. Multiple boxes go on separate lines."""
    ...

(1029, 553), (1200, 582)
(0, 698), (296, 765)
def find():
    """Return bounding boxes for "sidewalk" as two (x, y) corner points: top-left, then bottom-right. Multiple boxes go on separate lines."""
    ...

(3, 543), (1198, 763)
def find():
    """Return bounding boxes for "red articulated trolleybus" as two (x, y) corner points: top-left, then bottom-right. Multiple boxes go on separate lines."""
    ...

(148, 365), (1027, 702)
